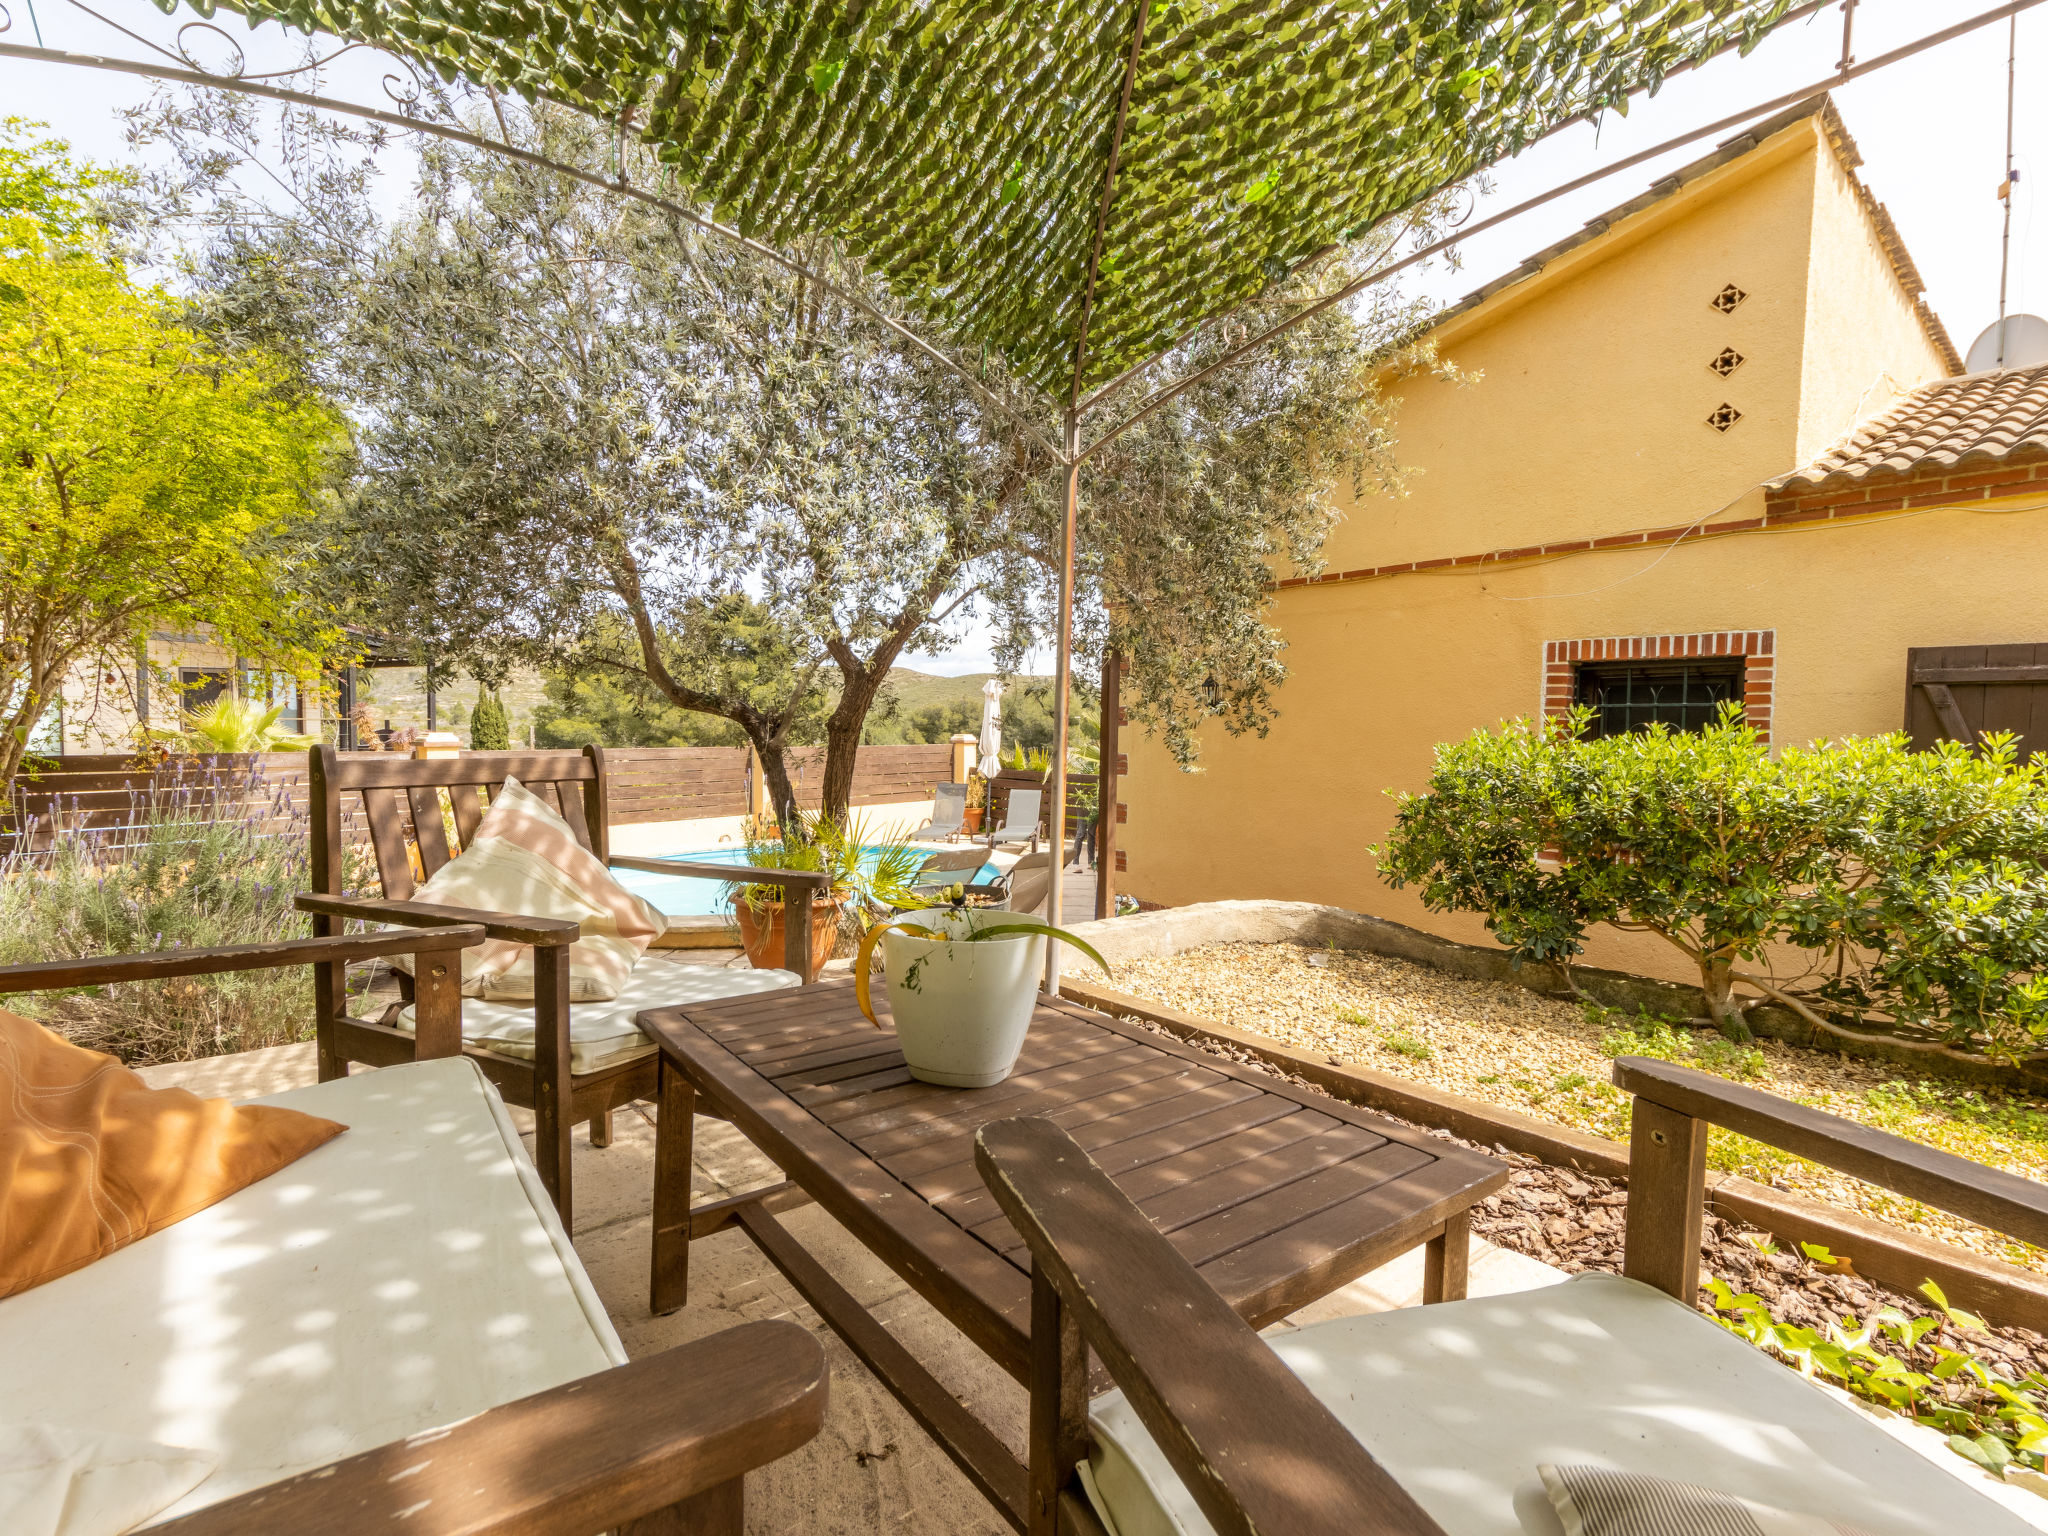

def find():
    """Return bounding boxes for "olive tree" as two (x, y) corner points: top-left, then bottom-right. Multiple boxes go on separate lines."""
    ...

(140, 82), (1443, 817)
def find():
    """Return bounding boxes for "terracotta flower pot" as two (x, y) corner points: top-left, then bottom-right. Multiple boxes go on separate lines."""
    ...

(963, 807), (985, 833)
(733, 896), (843, 983)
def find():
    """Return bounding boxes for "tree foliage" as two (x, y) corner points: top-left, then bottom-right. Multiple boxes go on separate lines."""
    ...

(1377, 711), (2048, 1062)
(0, 123), (341, 799)
(468, 686), (509, 750)
(142, 83), (1428, 817)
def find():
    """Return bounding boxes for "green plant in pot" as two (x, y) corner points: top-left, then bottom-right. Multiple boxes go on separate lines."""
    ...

(854, 887), (1111, 1087)
(722, 813), (921, 983)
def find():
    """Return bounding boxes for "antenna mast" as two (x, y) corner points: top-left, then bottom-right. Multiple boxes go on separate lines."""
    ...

(1998, 16), (2020, 365)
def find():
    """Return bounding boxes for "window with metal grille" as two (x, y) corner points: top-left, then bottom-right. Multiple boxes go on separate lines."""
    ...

(1574, 659), (1744, 738)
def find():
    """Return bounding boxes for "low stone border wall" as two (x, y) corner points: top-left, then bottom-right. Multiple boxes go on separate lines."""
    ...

(1065, 899), (2048, 1094)
(1060, 974), (2048, 1337)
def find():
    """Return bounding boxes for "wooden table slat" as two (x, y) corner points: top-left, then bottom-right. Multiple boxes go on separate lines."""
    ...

(820, 1039), (1152, 1138)
(871, 1058), (1221, 1172)
(1200, 1155), (1505, 1328)
(1163, 1143), (1438, 1266)
(890, 1070), (1248, 1205)
(933, 1093), (1311, 1230)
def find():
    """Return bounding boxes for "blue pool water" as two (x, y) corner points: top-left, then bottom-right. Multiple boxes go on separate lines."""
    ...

(612, 845), (998, 918)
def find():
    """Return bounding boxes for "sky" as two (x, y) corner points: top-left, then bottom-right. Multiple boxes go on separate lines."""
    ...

(5, 0), (2042, 675)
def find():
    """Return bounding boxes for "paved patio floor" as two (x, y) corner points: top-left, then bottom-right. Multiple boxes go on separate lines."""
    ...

(139, 961), (1562, 1534)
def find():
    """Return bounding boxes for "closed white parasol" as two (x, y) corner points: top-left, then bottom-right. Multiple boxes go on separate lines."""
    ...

(978, 678), (1004, 779)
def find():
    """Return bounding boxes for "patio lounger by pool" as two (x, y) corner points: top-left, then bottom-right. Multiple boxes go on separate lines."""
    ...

(908, 781), (971, 840)
(907, 845), (992, 893)
(998, 850), (1055, 916)
(298, 744), (827, 1232)
(0, 933), (826, 1536)
(976, 1056), (2047, 1536)
(988, 786), (1042, 848)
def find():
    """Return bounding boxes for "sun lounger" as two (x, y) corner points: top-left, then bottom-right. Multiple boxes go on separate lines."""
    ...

(907, 845), (992, 892)
(907, 781), (971, 840)
(0, 932), (827, 1535)
(975, 1054), (2047, 1536)
(987, 786), (1042, 848)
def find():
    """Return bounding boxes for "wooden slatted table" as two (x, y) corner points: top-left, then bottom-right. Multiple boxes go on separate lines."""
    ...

(640, 980), (1506, 1532)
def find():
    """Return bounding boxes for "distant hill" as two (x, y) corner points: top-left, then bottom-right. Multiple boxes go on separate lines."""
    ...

(881, 669), (1026, 714)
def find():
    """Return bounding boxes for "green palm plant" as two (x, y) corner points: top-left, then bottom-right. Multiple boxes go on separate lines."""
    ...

(183, 696), (318, 753)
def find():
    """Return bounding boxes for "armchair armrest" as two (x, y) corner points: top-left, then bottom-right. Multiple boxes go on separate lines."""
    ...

(1613, 1057), (2048, 1295)
(974, 1117), (1448, 1536)
(0, 926), (486, 996)
(154, 1318), (828, 1535)
(606, 856), (831, 893)
(297, 892), (581, 947)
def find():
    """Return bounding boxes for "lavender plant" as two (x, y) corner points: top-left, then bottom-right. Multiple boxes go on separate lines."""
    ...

(0, 757), (337, 1063)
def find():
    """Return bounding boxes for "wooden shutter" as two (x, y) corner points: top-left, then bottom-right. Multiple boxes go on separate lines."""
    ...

(1905, 645), (2048, 761)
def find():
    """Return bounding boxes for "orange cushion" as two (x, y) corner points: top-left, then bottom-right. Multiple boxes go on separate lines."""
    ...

(0, 1009), (345, 1300)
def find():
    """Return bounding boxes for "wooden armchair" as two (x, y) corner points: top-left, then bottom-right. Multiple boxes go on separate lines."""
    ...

(974, 1055), (2048, 1536)
(298, 744), (828, 1231)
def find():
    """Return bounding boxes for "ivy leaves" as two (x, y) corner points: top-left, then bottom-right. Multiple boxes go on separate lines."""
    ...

(164, 0), (1805, 394)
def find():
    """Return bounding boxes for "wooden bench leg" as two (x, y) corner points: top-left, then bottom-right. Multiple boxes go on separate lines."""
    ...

(652, 1057), (697, 1316)
(618, 1475), (743, 1534)
(590, 1108), (614, 1148)
(1423, 1210), (1471, 1304)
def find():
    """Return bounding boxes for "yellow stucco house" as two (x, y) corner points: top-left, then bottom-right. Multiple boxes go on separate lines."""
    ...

(1119, 96), (2048, 981)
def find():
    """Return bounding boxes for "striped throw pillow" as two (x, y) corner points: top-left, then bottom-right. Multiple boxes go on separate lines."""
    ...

(1540, 1466), (1878, 1536)
(394, 776), (666, 1002)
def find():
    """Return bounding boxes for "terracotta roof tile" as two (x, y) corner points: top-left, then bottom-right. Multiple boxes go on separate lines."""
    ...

(1772, 364), (2048, 491)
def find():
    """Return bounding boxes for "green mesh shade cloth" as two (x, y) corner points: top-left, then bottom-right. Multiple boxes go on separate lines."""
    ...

(160, 0), (1803, 398)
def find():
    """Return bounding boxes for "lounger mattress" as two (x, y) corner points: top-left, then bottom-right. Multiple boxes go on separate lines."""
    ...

(0, 1056), (625, 1523)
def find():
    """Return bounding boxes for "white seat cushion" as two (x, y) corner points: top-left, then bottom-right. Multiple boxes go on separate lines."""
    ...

(0, 1057), (625, 1524)
(1086, 1271), (2032, 1536)
(397, 960), (800, 1074)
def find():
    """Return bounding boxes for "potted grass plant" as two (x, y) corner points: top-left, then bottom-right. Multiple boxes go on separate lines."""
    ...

(854, 889), (1110, 1086)
(724, 813), (921, 983)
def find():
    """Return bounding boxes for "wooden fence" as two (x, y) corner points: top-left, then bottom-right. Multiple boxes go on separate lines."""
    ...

(782, 743), (955, 810)
(3, 752), (322, 858)
(604, 748), (750, 824)
(4, 742), (958, 856)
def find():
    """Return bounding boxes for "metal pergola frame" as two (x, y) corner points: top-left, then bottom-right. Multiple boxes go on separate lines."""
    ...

(5, 0), (2038, 981)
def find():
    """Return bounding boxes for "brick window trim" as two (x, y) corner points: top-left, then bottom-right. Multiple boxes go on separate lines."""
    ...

(1542, 630), (1775, 744)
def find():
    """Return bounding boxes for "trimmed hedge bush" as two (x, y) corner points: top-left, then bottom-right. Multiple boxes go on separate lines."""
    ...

(1376, 710), (2048, 1062)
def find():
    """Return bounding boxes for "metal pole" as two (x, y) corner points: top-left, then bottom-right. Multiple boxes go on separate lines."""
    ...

(1999, 15), (2019, 365)
(1044, 407), (1080, 992)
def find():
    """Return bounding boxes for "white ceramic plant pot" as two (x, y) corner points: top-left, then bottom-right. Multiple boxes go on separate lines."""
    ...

(880, 908), (1046, 1087)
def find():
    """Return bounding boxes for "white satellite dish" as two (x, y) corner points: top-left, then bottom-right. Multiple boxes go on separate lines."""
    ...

(1965, 313), (2048, 373)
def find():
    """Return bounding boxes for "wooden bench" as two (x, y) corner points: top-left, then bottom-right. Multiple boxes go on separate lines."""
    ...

(974, 1054), (2046, 1536)
(298, 744), (828, 1230)
(0, 932), (827, 1535)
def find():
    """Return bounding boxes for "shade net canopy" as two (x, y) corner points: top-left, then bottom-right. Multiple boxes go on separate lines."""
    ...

(161, 0), (1806, 398)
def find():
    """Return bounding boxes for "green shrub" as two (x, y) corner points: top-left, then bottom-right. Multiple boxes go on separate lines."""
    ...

(469, 687), (510, 750)
(1709, 1274), (2048, 1481)
(1377, 710), (2048, 1060)
(0, 763), (337, 1063)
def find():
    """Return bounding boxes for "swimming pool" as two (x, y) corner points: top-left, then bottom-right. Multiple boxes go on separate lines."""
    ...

(611, 845), (1000, 918)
